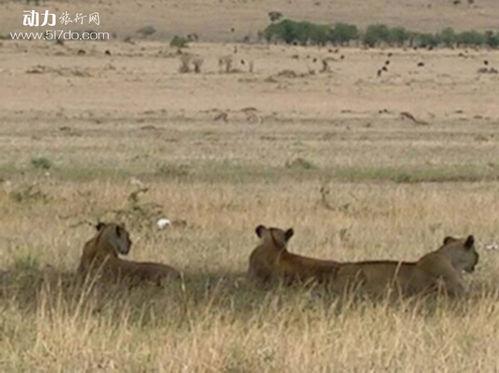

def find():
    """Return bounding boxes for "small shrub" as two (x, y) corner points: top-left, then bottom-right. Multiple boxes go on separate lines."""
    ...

(136, 25), (156, 37)
(285, 158), (316, 170)
(10, 184), (50, 203)
(13, 254), (40, 273)
(31, 156), (52, 170)
(107, 187), (165, 231)
(170, 35), (189, 49)
(156, 164), (190, 178)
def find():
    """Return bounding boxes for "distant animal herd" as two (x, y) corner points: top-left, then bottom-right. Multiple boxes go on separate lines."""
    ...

(78, 222), (479, 298)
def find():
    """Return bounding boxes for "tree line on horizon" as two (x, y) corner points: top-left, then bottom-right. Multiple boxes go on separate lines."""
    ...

(261, 19), (499, 48)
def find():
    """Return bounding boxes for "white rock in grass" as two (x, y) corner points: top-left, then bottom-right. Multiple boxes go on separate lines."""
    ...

(485, 243), (499, 251)
(157, 218), (172, 230)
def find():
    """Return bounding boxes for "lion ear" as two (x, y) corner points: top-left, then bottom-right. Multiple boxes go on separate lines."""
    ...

(285, 228), (294, 241)
(465, 235), (475, 249)
(255, 225), (266, 238)
(95, 222), (106, 231)
(443, 236), (457, 245)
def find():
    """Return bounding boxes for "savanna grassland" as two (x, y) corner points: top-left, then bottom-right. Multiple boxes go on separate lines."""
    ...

(1, 0), (499, 371)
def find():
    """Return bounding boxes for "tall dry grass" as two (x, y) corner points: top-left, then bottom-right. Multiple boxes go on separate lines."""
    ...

(1, 90), (499, 371)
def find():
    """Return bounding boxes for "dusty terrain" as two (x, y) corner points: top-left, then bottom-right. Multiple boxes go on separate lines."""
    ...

(1, 0), (499, 371)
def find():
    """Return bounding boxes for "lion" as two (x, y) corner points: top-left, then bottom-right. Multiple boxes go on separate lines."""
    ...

(78, 222), (180, 286)
(330, 235), (479, 297)
(249, 225), (479, 297)
(248, 225), (339, 285)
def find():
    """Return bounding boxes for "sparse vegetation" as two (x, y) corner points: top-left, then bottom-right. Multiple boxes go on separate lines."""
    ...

(285, 157), (317, 170)
(170, 35), (189, 49)
(156, 163), (190, 178)
(109, 187), (165, 231)
(31, 156), (52, 170)
(136, 25), (156, 37)
(9, 184), (50, 203)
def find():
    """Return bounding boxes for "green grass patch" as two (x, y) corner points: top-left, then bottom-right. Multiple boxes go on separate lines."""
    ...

(31, 156), (53, 170)
(335, 165), (499, 183)
(3, 161), (499, 185)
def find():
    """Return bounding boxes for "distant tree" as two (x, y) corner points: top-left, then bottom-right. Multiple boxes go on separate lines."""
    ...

(388, 26), (410, 46)
(438, 27), (456, 47)
(456, 30), (486, 46)
(363, 24), (390, 47)
(414, 32), (439, 48)
(329, 23), (359, 45)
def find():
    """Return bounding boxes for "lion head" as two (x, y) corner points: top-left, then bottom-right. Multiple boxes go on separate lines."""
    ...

(440, 235), (479, 273)
(255, 225), (294, 251)
(96, 222), (132, 256)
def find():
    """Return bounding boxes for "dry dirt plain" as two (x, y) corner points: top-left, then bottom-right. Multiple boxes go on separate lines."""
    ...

(1, 0), (499, 371)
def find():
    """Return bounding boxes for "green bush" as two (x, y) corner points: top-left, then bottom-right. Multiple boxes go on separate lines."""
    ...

(456, 30), (486, 46)
(170, 35), (189, 48)
(387, 26), (410, 46)
(31, 156), (52, 170)
(414, 32), (439, 48)
(285, 157), (316, 170)
(329, 23), (359, 45)
(263, 19), (295, 43)
(308, 23), (330, 45)
(363, 24), (391, 47)
(263, 19), (331, 45)
(438, 27), (456, 47)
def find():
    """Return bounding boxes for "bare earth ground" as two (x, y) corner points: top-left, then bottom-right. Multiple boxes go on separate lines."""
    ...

(1, 1), (499, 371)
